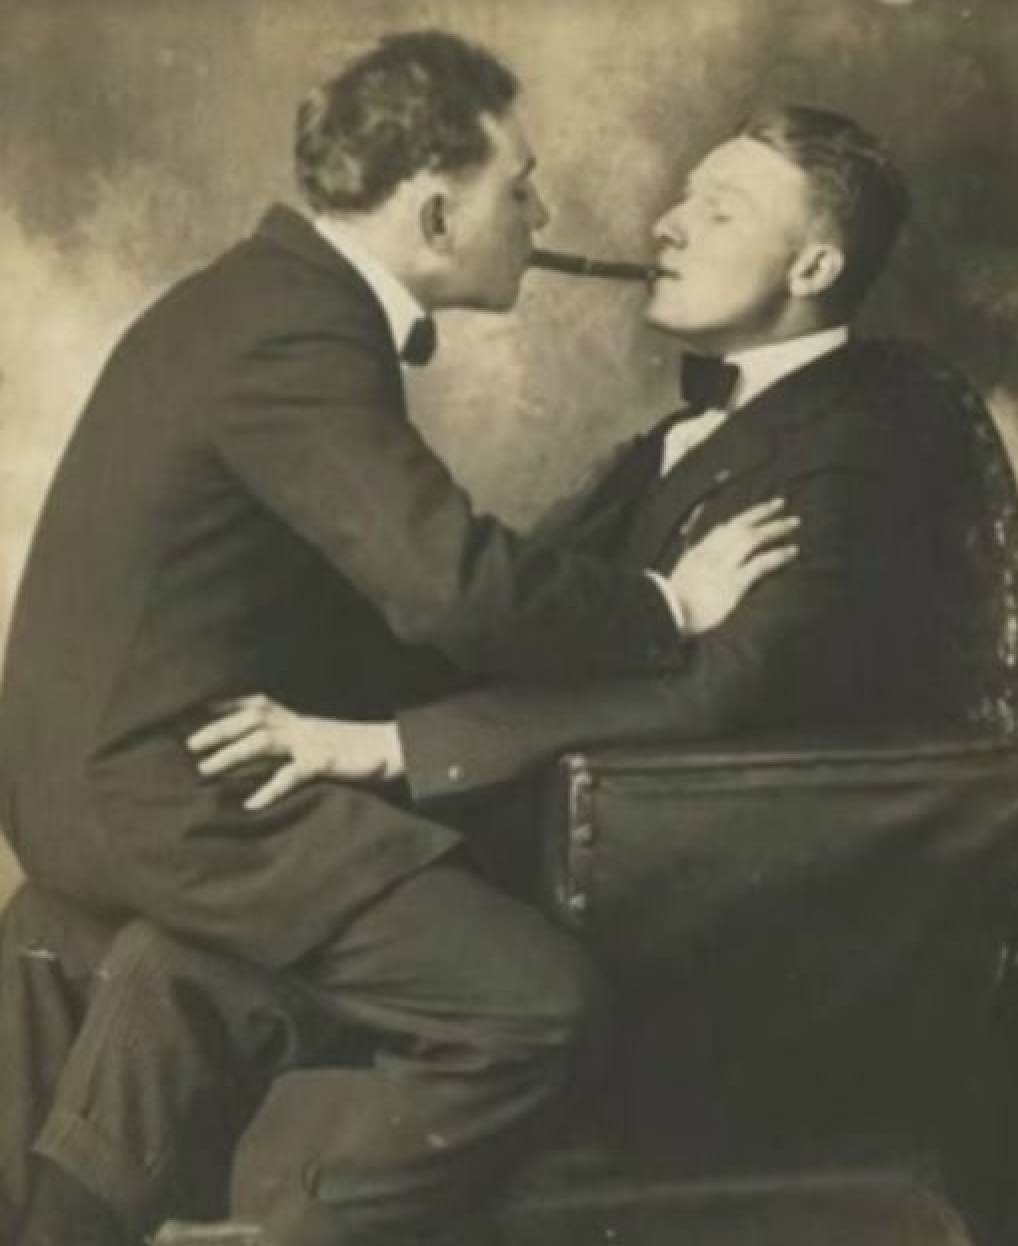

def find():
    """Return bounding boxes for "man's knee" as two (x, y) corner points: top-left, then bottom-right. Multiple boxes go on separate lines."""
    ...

(94, 919), (316, 1073)
(538, 938), (605, 1054)
(84, 918), (247, 1055)
(484, 923), (608, 1077)
(95, 918), (198, 991)
(98, 918), (274, 1002)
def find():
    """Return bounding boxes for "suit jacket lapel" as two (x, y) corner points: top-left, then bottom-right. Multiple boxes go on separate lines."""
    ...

(626, 343), (858, 570)
(585, 433), (665, 553)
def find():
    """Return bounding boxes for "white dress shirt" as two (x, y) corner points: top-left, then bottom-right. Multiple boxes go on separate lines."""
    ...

(313, 215), (426, 362)
(660, 326), (851, 476)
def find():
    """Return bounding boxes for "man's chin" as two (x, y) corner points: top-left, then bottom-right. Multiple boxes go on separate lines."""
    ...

(643, 301), (696, 335)
(500, 271), (528, 310)
(468, 280), (523, 315)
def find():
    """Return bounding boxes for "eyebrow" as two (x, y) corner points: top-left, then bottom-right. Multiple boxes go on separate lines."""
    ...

(514, 155), (537, 180)
(688, 175), (754, 206)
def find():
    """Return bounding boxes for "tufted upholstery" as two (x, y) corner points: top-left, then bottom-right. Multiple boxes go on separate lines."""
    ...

(509, 354), (1018, 1245)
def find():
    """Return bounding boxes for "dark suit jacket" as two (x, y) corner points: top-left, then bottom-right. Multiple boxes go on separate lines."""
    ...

(399, 339), (978, 801)
(0, 205), (678, 968)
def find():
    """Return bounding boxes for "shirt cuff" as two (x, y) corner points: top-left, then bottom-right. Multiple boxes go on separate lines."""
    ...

(646, 571), (685, 630)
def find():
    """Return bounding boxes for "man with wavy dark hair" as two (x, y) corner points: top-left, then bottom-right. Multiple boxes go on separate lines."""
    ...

(0, 28), (788, 1246)
(296, 33), (518, 213)
(45, 99), (998, 1246)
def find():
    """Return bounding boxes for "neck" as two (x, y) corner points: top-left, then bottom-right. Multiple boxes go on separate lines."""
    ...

(316, 210), (436, 309)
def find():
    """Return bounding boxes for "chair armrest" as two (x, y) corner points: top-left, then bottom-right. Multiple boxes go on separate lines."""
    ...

(541, 728), (1018, 988)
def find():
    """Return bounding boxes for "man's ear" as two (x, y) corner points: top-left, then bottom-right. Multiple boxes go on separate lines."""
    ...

(789, 242), (845, 299)
(420, 191), (454, 255)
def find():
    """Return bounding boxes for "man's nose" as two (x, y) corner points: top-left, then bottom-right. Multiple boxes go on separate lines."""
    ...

(652, 207), (686, 247)
(528, 188), (551, 231)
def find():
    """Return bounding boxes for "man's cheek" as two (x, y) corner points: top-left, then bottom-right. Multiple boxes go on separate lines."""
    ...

(685, 268), (742, 317)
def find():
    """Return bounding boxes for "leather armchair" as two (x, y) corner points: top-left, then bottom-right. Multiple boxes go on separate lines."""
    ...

(499, 349), (1018, 1245)
(489, 732), (1018, 1246)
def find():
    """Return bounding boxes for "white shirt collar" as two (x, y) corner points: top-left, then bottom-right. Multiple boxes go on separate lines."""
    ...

(726, 326), (850, 409)
(658, 326), (850, 477)
(313, 216), (426, 359)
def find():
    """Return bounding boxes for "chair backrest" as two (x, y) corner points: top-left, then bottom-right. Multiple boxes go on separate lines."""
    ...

(872, 341), (1018, 737)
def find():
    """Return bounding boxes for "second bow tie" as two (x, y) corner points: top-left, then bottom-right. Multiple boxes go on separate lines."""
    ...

(402, 316), (437, 367)
(679, 352), (740, 413)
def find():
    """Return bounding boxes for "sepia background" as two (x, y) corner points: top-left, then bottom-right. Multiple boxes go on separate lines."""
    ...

(1, 0), (1016, 897)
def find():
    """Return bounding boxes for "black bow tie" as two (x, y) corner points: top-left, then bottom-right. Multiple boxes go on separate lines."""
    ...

(401, 316), (437, 366)
(679, 353), (740, 413)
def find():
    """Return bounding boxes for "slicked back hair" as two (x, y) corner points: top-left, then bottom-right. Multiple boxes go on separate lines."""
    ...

(739, 105), (910, 314)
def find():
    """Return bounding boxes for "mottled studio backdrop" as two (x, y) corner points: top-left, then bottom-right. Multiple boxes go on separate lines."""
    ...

(0, 0), (1016, 894)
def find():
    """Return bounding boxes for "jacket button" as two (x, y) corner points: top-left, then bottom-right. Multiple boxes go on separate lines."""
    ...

(447, 764), (465, 783)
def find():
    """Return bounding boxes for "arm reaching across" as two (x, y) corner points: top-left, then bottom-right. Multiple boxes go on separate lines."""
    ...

(216, 325), (688, 680)
(187, 500), (798, 806)
(188, 698), (403, 811)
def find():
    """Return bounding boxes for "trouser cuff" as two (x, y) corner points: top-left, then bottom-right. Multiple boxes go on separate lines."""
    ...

(34, 1107), (166, 1232)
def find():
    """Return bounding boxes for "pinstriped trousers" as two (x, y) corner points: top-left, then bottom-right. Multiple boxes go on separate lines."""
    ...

(0, 866), (604, 1246)
(0, 884), (303, 1229)
(0, 886), (114, 1223)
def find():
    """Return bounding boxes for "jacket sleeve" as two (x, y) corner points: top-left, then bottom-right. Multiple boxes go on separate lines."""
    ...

(398, 445), (901, 801)
(526, 433), (657, 554)
(213, 324), (679, 680)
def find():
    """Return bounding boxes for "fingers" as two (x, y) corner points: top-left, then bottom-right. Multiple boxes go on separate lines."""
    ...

(727, 497), (787, 528)
(738, 514), (801, 548)
(207, 693), (277, 718)
(187, 693), (286, 755)
(738, 543), (799, 587)
(187, 707), (263, 754)
(244, 763), (304, 811)
(195, 729), (274, 777)
(717, 514), (800, 564)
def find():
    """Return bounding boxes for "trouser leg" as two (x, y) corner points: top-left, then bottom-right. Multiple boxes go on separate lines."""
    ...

(19, 858), (603, 1246)
(0, 885), (115, 1222)
(232, 861), (606, 1246)
(32, 919), (323, 1235)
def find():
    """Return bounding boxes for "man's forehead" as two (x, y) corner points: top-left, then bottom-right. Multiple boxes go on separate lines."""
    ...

(482, 109), (535, 176)
(690, 136), (805, 198)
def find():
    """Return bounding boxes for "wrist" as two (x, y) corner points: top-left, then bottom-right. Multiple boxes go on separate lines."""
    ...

(376, 722), (405, 781)
(647, 570), (687, 630)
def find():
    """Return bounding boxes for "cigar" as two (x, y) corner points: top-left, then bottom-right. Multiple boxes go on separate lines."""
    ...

(529, 248), (658, 282)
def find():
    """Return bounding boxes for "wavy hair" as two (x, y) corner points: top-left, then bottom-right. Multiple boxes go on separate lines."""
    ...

(296, 30), (519, 214)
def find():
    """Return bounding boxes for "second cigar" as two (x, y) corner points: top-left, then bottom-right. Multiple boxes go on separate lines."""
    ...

(530, 248), (658, 282)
